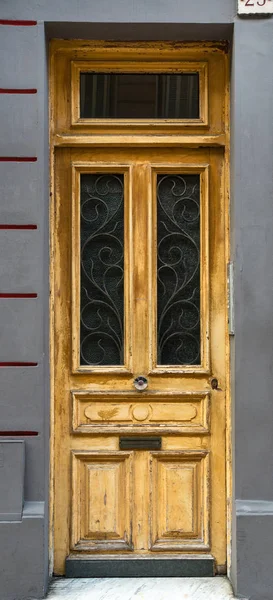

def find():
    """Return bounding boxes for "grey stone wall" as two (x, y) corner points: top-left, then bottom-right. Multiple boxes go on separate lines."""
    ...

(231, 19), (273, 600)
(0, 2), (272, 599)
(0, 17), (49, 600)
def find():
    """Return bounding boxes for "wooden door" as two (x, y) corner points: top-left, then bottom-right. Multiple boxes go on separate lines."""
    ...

(53, 145), (227, 576)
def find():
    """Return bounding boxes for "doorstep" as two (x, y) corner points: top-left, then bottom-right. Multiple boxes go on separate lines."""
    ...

(44, 577), (243, 600)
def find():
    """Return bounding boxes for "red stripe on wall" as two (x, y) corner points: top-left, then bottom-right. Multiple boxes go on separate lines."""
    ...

(0, 88), (37, 94)
(0, 225), (37, 230)
(0, 157), (37, 162)
(0, 431), (39, 436)
(0, 293), (38, 298)
(0, 20), (37, 26)
(0, 362), (38, 367)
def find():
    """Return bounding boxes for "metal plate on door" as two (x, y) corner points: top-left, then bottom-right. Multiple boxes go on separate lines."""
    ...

(119, 437), (162, 450)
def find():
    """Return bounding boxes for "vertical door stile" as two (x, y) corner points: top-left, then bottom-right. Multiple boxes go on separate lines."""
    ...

(208, 148), (227, 566)
(131, 161), (150, 552)
(54, 148), (73, 570)
(131, 161), (150, 377)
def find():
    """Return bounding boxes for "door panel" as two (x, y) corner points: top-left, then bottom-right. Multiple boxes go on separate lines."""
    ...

(72, 391), (210, 434)
(71, 451), (133, 552)
(150, 451), (209, 551)
(53, 147), (227, 574)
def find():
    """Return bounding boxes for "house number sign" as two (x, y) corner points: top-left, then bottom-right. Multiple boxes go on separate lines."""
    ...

(238, 0), (273, 13)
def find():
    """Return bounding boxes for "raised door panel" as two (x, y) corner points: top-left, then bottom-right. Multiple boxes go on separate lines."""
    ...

(71, 451), (133, 552)
(72, 391), (210, 434)
(150, 451), (210, 551)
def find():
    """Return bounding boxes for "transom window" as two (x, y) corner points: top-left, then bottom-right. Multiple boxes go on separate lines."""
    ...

(80, 72), (199, 119)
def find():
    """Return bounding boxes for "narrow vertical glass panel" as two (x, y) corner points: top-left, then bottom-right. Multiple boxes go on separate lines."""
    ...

(80, 174), (124, 366)
(80, 73), (199, 119)
(157, 174), (201, 366)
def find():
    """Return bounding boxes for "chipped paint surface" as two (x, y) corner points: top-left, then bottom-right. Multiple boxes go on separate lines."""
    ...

(51, 42), (229, 574)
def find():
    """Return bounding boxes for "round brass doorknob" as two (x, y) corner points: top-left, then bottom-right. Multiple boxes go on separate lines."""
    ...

(133, 376), (148, 391)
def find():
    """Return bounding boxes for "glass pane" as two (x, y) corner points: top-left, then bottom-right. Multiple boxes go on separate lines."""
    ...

(80, 174), (124, 366)
(80, 73), (199, 119)
(157, 174), (201, 366)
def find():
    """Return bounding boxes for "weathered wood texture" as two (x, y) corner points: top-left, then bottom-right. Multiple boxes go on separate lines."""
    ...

(50, 42), (229, 575)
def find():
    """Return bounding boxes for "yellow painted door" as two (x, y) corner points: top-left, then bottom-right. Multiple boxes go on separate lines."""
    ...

(53, 146), (227, 575)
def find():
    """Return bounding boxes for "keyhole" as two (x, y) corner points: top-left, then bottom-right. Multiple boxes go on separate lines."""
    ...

(211, 378), (218, 390)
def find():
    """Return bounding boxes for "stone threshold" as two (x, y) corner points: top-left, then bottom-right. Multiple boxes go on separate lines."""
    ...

(44, 576), (243, 600)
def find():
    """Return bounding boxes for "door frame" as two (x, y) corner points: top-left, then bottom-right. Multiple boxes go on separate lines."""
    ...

(49, 40), (231, 576)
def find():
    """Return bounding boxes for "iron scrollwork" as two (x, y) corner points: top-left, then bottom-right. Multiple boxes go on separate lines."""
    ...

(157, 174), (201, 365)
(80, 174), (124, 366)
